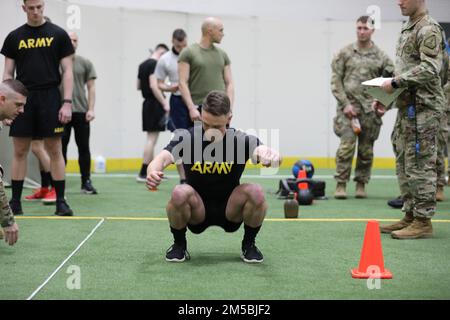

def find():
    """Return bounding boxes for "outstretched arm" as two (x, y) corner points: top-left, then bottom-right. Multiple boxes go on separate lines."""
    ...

(146, 150), (175, 190)
(252, 145), (282, 168)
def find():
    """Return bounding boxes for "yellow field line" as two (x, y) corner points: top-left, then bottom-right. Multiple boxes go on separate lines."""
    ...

(15, 216), (106, 221)
(14, 216), (450, 223)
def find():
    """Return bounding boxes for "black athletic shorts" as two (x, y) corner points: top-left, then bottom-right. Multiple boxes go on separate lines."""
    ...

(142, 98), (166, 132)
(9, 87), (64, 138)
(168, 95), (193, 131)
(187, 196), (242, 234)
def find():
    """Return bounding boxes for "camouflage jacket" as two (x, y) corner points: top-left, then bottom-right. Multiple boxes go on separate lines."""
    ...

(394, 13), (447, 113)
(0, 165), (15, 228)
(445, 62), (450, 111)
(331, 42), (394, 114)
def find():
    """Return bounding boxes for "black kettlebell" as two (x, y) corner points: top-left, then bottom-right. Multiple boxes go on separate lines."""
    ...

(297, 188), (314, 205)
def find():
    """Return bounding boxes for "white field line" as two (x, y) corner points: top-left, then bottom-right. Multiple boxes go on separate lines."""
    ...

(26, 218), (105, 300)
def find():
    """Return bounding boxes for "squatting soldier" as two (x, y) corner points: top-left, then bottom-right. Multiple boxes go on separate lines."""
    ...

(0, 79), (28, 245)
(331, 15), (394, 199)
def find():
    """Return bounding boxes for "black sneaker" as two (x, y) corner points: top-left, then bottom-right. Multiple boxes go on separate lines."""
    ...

(165, 243), (190, 262)
(81, 180), (98, 195)
(55, 200), (74, 216)
(9, 199), (23, 216)
(241, 243), (264, 264)
(388, 196), (403, 209)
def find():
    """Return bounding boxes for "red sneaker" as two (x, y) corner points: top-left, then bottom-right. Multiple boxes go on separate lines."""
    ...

(42, 189), (57, 204)
(24, 187), (50, 201)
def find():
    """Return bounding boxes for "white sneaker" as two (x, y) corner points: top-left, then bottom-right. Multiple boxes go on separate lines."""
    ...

(136, 175), (146, 183)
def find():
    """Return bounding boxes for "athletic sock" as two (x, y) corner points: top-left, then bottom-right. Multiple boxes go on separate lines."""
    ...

(242, 224), (262, 247)
(140, 164), (148, 177)
(48, 172), (53, 188)
(11, 180), (24, 201)
(41, 171), (52, 188)
(81, 175), (90, 185)
(171, 227), (187, 247)
(52, 180), (66, 201)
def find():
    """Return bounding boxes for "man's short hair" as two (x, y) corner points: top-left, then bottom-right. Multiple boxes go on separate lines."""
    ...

(1, 79), (29, 97)
(202, 91), (231, 116)
(172, 29), (187, 42)
(155, 43), (169, 52)
(357, 15), (375, 26)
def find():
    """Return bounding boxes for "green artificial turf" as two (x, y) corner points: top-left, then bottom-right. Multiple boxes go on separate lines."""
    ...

(1, 169), (450, 300)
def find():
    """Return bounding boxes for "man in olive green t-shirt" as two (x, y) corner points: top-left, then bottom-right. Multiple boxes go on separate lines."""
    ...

(178, 17), (235, 122)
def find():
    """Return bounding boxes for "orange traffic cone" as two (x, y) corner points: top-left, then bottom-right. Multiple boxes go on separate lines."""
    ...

(351, 220), (393, 279)
(296, 169), (314, 205)
(297, 169), (308, 190)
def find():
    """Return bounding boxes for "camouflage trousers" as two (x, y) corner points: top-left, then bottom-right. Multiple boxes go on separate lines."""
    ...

(436, 112), (448, 187)
(333, 111), (382, 184)
(1, 177), (15, 228)
(392, 108), (439, 219)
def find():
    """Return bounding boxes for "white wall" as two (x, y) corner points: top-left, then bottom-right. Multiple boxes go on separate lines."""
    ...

(67, 0), (450, 22)
(1, 0), (449, 163)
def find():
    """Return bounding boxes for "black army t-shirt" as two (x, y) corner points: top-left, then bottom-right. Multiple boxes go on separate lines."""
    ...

(1, 22), (74, 90)
(165, 126), (261, 200)
(138, 58), (157, 100)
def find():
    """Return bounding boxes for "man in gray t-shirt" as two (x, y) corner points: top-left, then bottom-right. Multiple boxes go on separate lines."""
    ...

(61, 32), (98, 195)
(152, 29), (189, 184)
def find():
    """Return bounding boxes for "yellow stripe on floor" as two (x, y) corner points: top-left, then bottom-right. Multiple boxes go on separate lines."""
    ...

(14, 216), (450, 223)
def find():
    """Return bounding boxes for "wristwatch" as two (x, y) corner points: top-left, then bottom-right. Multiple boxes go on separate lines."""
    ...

(391, 78), (399, 89)
(62, 99), (72, 104)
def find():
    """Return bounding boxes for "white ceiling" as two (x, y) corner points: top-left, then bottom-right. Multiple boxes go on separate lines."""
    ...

(65, 0), (450, 21)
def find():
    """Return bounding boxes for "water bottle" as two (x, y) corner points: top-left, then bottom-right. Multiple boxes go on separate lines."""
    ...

(351, 117), (361, 135)
(284, 193), (299, 219)
(94, 155), (106, 174)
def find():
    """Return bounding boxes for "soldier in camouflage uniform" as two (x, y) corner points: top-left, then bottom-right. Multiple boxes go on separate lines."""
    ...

(1, 166), (17, 244)
(435, 102), (448, 200)
(331, 15), (394, 199)
(433, 38), (450, 200)
(378, 0), (449, 239)
(445, 39), (450, 184)
(388, 36), (449, 208)
(0, 79), (27, 245)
